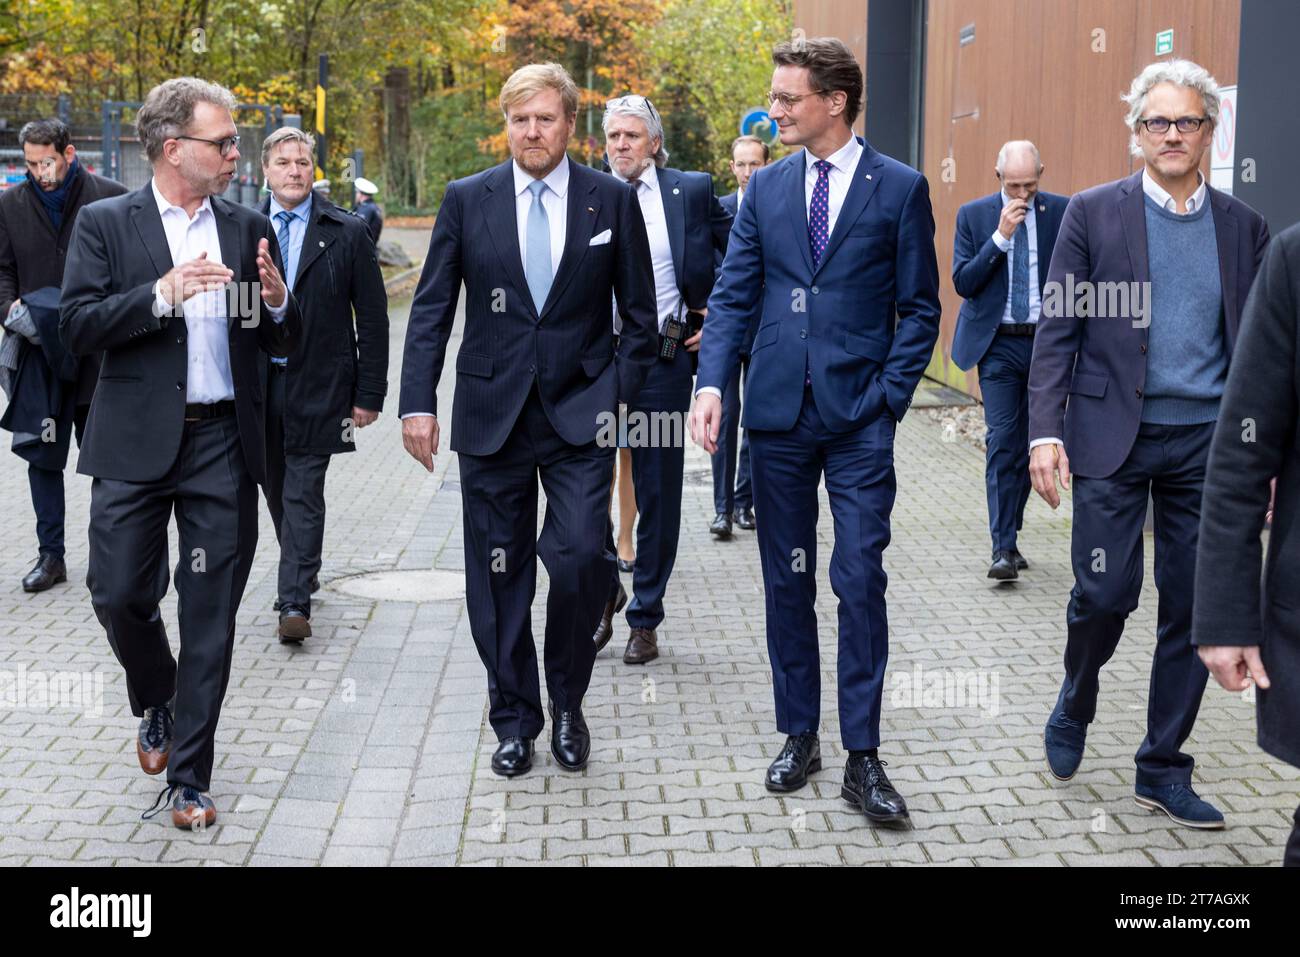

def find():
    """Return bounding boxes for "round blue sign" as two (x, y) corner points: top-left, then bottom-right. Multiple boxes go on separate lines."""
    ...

(739, 108), (779, 144)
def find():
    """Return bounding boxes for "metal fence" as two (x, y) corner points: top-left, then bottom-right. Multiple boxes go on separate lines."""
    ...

(0, 94), (282, 206)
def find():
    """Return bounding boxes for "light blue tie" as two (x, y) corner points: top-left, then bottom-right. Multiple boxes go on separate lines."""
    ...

(525, 180), (553, 313)
(272, 210), (294, 367)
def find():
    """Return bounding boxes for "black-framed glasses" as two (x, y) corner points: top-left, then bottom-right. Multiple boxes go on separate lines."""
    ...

(767, 89), (826, 110)
(606, 94), (660, 125)
(176, 134), (241, 157)
(1138, 116), (1208, 135)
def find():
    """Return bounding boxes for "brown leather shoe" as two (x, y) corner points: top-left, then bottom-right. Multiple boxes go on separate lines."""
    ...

(170, 787), (217, 830)
(279, 608), (312, 643)
(593, 582), (628, 652)
(136, 705), (173, 775)
(623, 626), (658, 664)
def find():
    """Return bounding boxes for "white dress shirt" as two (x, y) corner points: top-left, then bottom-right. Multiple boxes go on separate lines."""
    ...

(696, 134), (863, 401)
(989, 190), (1042, 325)
(1029, 170), (1210, 451)
(614, 163), (681, 334)
(150, 180), (287, 404)
(514, 158), (568, 278)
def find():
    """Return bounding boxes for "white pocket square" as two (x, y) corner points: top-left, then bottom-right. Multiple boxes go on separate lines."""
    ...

(589, 229), (612, 246)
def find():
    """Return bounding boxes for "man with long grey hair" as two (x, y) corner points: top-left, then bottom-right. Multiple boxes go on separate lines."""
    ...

(60, 77), (300, 829)
(596, 93), (732, 665)
(1028, 59), (1269, 828)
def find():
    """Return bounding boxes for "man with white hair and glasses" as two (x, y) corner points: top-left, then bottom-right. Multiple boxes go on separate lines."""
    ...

(596, 93), (732, 665)
(1028, 59), (1269, 828)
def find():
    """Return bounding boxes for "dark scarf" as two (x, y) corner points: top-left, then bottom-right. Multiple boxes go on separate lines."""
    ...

(27, 157), (81, 233)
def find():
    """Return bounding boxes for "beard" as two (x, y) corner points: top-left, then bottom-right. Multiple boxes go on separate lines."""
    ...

(512, 142), (561, 174)
(180, 151), (234, 197)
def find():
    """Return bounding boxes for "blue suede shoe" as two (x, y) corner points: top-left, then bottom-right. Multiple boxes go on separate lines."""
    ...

(1135, 782), (1225, 830)
(1044, 700), (1088, 781)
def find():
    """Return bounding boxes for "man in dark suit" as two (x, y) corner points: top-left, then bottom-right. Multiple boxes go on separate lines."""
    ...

(399, 63), (657, 778)
(951, 141), (1068, 580)
(1194, 222), (1300, 865)
(59, 78), (300, 829)
(709, 134), (770, 538)
(1029, 60), (1268, 828)
(596, 94), (732, 664)
(258, 127), (389, 642)
(0, 117), (127, 592)
(690, 38), (941, 825)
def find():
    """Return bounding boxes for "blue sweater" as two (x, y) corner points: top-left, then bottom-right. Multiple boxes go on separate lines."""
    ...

(1141, 195), (1226, 425)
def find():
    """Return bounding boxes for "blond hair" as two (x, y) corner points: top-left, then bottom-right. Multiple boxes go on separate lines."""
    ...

(499, 63), (579, 118)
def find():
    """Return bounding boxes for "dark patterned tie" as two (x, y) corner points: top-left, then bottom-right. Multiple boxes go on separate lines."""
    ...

(808, 159), (832, 269)
(1011, 218), (1030, 323)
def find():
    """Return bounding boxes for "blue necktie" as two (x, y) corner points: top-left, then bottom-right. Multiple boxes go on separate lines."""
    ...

(525, 180), (553, 313)
(1011, 218), (1030, 323)
(275, 211), (295, 292)
(808, 159), (832, 268)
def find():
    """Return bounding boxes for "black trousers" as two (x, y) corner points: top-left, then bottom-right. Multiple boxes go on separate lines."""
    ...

(976, 333), (1033, 553)
(712, 354), (753, 515)
(27, 463), (65, 559)
(264, 364), (332, 615)
(1060, 421), (1214, 787)
(88, 413), (257, 792)
(457, 386), (614, 741)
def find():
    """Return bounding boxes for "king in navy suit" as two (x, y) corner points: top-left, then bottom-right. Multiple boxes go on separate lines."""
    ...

(399, 64), (658, 779)
(692, 38), (941, 825)
(951, 141), (1068, 580)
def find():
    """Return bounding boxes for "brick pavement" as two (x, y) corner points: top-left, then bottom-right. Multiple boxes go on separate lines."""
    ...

(0, 293), (1294, 866)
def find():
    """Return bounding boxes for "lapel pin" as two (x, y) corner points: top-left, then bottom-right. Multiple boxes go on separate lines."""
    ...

(318, 240), (325, 246)
(673, 187), (680, 195)
(866, 174), (873, 180)
(1039, 204), (1046, 212)
(587, 206), (595, 213)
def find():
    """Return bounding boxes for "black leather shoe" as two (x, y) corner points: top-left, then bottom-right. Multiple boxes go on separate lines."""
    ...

(491, 737), (534, 777)
(22, 553), (66, 593)
(988, 550), (1019, 580)
(764, 732), (821, 792)
(733, 507), (756, 530)
(842, 755), (910, 826)
(593, 581), (628, 652)
(1010, 549), (1028, 570)
(278, 607), (311, 643)
(616, 556), (635, 574)
(548, 700), (590, 771)
(623, 626), (658, 664)
(710, 512), (733, 538)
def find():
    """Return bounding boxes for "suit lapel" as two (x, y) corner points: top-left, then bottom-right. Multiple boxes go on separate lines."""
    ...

(1210, 188), (1240, 348)
(784, 154), (814, 277)
(1034, 195), (1051, 290)
(294, 209), (332, 287)
(481, 160), (536, 320)
(814, 139), (883, 278)
(540, 159), (600, 319)
(1118, 172), (1151, 286)
(211, 197), (242, 331)
(659, 168), (686, 290)
(130, 185), (175, 280)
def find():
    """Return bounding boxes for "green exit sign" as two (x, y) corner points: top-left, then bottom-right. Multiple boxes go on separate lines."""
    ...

(1156, 29), (1174, 55)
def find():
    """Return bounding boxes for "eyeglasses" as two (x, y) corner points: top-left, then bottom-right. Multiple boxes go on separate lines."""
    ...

(767, 89), (826, 111)
(606, 94), (660, 124)
(1137, 116), (1208, 135)
(176, 134), (241, 157)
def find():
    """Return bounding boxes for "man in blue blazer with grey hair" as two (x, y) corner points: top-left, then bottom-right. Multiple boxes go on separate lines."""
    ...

(690, 37), (940, 826)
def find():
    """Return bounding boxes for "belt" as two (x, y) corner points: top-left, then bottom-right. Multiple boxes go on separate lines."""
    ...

(997, 323), (1037, 336)
(184, 400), (235, 421)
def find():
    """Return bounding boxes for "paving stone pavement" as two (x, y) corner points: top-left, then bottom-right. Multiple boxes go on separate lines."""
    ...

(1, 293), (1295, 867)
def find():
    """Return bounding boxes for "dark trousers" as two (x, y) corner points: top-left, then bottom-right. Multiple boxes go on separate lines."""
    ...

(458, 386), (614, 741)
(88, 414), (257, 792)
(976, 333), (1033, 552)
(712, 355), (752, 515)
(748, 386), (897, 750)
(265, 365), (332, 615)
(27, 463), (65, 559)
(1061, 421), (1215, 786)
(625, 347), (694, 630)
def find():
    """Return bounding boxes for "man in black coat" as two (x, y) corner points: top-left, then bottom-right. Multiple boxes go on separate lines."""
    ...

(258, 128), (389, 642)
(0, 117), (127, 592)
(400, 63), (657, 778)
(1193, 222), (1300, 865)
(59, 78), (300, 829)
